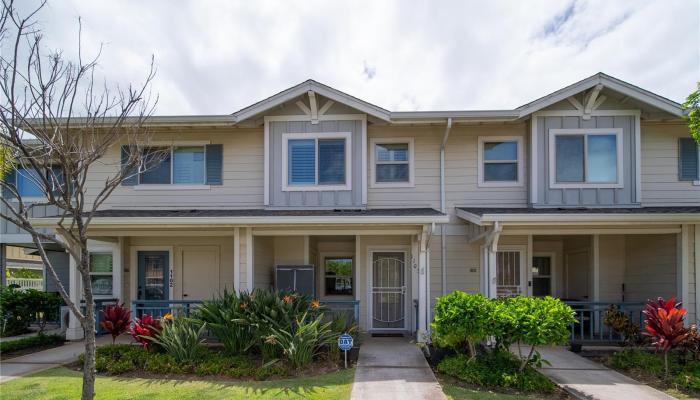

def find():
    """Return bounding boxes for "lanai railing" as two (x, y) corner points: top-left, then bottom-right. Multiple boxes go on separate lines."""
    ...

(7, 278), (43, 290)
(564, 301), (645, 343)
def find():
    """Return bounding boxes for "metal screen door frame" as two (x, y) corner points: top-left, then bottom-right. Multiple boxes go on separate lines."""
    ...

(489, 246), (527, 299)
(368, 248), (409, 331)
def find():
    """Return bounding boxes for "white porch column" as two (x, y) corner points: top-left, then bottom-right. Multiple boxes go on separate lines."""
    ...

(592, 234), (600, 302)
(233, 227), (240, 293)
(694, 224), (700, 324)
(679, 225), (690, 324)
(246, 227), (254, 292)
(66, 251), (83, 340)
(417, 229), (429, 341)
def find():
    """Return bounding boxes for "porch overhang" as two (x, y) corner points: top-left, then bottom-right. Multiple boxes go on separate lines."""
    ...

(456, 206), (700, 227)
(31, 208), (449, 229)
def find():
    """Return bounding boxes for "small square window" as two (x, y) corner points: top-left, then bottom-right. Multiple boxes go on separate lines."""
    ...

(89, 253), (113, 297)
(324, 257), (353, 296)
(372, 140), (413, 186)
(479, 137), (521, 186)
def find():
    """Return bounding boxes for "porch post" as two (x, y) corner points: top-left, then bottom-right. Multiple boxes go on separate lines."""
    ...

(246, 227), (253, 292)
(694, 224), (700, 324)
(679, 225), (690, 325)
(417, 228), (429, 341)
(66, 250), (83, 340)
(233, 227), (240, 293)
(592, 234), (600, 302)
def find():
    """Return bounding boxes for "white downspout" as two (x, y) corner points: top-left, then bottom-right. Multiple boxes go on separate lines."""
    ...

(440, 118), (453, 295)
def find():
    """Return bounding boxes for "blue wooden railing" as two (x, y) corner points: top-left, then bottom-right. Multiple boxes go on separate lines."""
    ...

(81, 298), (119, 335)
(564, 301), (645, 343)
(130, 298), (360, 323)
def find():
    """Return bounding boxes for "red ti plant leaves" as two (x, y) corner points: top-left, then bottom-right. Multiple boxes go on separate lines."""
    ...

(129, 314), (162, 349)
(100, 303), (132, 344)
(642, 297), (691, 377)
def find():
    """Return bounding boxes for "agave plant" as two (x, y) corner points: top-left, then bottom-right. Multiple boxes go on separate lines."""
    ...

(643, 297), (690, 377)
(100, 303), (131, 344)
(130, 314), (162, 349)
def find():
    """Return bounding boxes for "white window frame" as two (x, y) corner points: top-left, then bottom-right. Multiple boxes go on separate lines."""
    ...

(369, 137), (415, 188)
(693, 142), (700, 186)
(477, 136), (524, 187)
(86, 241), (121, 300)
(281, 131), (352, 191)
(548, 128), (624, 189)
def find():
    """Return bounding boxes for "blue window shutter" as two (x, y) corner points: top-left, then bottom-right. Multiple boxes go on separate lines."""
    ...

(205, 144), (223, 185)
(121, 145), (138, 186)
(679, 138), (699, 181)
(2, 168), (16, 198)
(288, 139), (316, 184)
(318, 139), (345, 184)
(50, 166), (65, 194)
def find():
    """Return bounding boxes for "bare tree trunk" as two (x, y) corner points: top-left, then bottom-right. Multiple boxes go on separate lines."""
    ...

(79, 247), (96, 400)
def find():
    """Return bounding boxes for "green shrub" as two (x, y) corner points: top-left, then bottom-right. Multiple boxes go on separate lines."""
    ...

(196, 289), (255, 354)
(609, 348), (700, 392)
(674, 362), (700, 391)
(610, 348), (665, 375)
(438, 351), (555, 393)
(266, 312), (335, 369)
(0, 333), (64, 353)
(143, 352), (187, 374)
(92, 344), (149, 375)
(254, 363), (290, 380)
(145, 317), (206, 363)
(0, 286), (62, 336)
(431, 292), (493, 357)
(193, 352), (255, 376)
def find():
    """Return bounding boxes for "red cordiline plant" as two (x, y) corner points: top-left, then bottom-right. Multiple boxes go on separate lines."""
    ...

(130, 314), (162, 349)
(100, 303), (132, 344)
(642, 297), (690, 378)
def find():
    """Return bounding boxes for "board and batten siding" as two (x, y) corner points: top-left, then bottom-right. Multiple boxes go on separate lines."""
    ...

(641, 122), (700, 206)
(84, 129), (264, 209)
(268, 119), (363, 208)
(533, 115), (639, 207)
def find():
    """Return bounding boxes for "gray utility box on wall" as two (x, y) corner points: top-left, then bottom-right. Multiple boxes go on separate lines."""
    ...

(275, 265), (315, 297)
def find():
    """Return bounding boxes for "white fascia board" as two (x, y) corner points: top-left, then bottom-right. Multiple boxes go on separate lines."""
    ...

(517, 73), (684, 118)
(24, 115), (237, 128)
(477, 213), (700, 225)
(390, 110), (521, 123)
(30, 214), (450, 227)
(455, 209), (485, 225)
(233, 80), (391, 123)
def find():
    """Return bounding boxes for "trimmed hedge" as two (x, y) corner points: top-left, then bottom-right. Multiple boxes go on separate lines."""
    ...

(0, 333), (64, 354)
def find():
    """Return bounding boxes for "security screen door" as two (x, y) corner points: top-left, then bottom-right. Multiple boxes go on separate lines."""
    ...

(496, 250), (525, 298)
(371, 252), (406, 330)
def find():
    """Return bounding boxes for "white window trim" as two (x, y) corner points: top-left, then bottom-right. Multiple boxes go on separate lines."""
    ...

(369, 137), (415, 188)
(477, 136), (525, 187)
(320, 252), (355, 298)
(281, 131), (352, 191)
(136, 144), (209, 187)
(548, 128), (624, 189)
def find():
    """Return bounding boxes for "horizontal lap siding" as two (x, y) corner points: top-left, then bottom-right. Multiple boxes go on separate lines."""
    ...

(625, 234), (677, 302)
(641, 123), (700, 206)
(84, 129), (264, 208)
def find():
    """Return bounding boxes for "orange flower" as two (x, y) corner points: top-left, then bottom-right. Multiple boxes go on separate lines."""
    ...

(283, 295), (292, 304)
(311, 299), (321, 309)
(239, 302), (248, 310)
(162, 313), (173, 321)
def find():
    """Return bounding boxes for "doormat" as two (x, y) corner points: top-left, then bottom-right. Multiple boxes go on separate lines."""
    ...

(371, 333), (404, 337)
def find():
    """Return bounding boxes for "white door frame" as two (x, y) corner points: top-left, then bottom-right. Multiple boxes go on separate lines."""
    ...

(367, 246), (410, 331)
(129, 246), (174, 302)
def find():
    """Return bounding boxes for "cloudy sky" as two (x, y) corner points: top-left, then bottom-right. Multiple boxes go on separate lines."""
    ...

(24, 0), (700, 115)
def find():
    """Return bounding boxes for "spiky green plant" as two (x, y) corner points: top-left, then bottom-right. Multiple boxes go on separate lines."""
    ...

(266, 312), (335, 369)
(145, 317), (206, 363)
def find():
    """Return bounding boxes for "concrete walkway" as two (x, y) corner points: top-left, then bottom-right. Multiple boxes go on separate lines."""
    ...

(350, 336), (446, 400)
(531, 346), (674, 400)
(0, 335), (129, 384)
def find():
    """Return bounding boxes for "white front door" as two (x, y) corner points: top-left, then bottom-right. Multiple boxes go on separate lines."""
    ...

(181, 246), (220, 301)
(496, 250), (526, 298)
(370, 251), (407, 330)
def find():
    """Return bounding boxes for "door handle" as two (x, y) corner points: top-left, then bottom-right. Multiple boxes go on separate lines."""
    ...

(183, 293), (189, 298)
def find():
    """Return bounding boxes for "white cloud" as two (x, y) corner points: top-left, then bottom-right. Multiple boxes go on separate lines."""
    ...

(22, 0), (700, 114)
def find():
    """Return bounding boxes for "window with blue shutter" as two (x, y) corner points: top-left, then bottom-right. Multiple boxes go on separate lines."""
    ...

(173, 146), (205, 184)
(679, 137), (699, 181)
(140, 147), (171, 184)
(288, 139), (316, 185)
(16, 167), (44, 197)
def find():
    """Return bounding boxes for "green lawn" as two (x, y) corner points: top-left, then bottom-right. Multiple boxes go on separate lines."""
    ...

(0, 367), (355, 400)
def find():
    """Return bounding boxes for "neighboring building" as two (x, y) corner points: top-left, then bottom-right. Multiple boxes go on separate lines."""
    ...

(0, 244), (69, 293)
(1, 72), (699, 341)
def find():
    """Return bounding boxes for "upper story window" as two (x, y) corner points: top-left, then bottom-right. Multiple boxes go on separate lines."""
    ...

(548, 128), (623, 189)
(282, 132), (351, 191)
(121, 143), (223, 188)
(140, 146), (205, 185)
(679, 137), (700, 185)
(15, 167), (44, 197)
(370, 138), (414, 187)
(477, 136), (524, 187)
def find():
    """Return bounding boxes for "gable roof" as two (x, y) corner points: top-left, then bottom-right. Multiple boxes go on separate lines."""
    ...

(232, 79), (392, 122)
(516, 72), (685, 117)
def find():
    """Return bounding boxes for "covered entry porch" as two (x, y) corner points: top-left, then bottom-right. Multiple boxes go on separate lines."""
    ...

(457, 207), (699, 343)
(37, 208), (447, 340)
